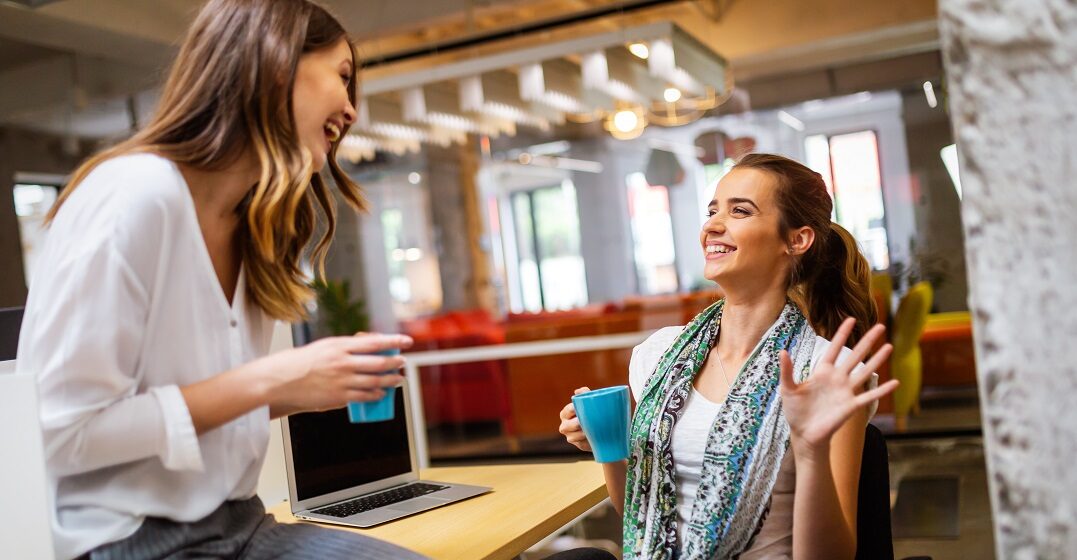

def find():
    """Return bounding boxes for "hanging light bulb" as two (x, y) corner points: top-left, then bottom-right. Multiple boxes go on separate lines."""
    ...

(613, 110), (638, 132)
(604, 105), (647, 140)
(627, 42), (649, 59)
(663, 87), (682, 103)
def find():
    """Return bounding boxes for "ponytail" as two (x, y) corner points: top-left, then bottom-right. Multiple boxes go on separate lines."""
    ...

(798, 223), (877, 345)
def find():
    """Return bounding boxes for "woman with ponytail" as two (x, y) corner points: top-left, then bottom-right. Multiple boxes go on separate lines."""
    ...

(17, 1), (426, 558)
(558, 153), (897, 559)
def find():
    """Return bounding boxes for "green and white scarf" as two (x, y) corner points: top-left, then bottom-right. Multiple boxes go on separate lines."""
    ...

(623, 299), (816, 559)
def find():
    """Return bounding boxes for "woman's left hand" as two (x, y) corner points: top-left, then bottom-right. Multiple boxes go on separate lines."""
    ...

(779, 318), (898, 450)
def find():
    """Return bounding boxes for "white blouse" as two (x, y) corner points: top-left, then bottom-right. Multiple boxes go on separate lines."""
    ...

(17, 153), (275, 560)
(628, 325), (875, 558)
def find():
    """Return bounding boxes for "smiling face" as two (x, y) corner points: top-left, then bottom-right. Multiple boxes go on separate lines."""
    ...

(701, 168), (813, 293)
(292, 38), (356, 171)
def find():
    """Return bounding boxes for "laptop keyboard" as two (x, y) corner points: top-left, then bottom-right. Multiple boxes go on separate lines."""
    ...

(311, 482), (449, 518)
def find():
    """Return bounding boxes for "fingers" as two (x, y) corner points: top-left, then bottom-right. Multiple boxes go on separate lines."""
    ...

(573, 386), (591, 395)
(344, 388), (387, 402)
(347, 353), (406, 373)
(821, 318), (856, 364)
(855, 379), (900, 406)
(560, 420), (590, 450)
(564, 432), (589, 445)
(337, 333), (413, 354)
(842, 323), (887, 370)
(344, 372), (404, 391)
(778, 350), (797, 393)
(559, 402), (577, 421)
(851, 344), (892, 388)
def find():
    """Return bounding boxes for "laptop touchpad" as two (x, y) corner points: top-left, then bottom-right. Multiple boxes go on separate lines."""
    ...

(390, 497), (444, 510)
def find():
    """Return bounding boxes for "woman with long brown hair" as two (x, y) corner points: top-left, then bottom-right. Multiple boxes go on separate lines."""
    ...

(17, 1), (426, 558)
(558, 153), (898, 559)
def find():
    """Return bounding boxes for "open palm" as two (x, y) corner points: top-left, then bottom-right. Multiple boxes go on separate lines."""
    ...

(779, 318), (899, 446)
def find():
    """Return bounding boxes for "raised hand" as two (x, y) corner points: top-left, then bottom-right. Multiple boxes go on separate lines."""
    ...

(779, 318), (898, 448)
(558, 386), (593, 452)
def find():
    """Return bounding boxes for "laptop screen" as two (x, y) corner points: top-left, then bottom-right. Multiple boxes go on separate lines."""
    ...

(286, 389), (412, 501)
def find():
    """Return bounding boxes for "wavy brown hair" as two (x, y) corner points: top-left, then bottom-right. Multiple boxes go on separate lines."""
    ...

(45, 0), (364, 321)
(733, 153), (878, 344)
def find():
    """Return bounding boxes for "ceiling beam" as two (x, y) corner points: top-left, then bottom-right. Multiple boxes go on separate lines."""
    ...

(0, 53), (156, 121)
(0, 3), (173, 69)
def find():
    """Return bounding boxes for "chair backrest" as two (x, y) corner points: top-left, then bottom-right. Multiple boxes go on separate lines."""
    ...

(0, 307), (56, 558)
(0, 364), (56, 559)
(855, 423), (894, 560)
(0, 306), (24, 361)
(892, 282), (933, 351)
(870, 273), (893, 328)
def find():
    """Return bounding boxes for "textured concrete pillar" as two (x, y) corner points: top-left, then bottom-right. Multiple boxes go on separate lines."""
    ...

(939, 1), (1077, 558)
(571, 137), (645, 303)
(426, 141), (495, 312)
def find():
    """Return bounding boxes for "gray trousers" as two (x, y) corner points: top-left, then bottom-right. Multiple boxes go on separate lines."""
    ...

(89, 496), (429, 559)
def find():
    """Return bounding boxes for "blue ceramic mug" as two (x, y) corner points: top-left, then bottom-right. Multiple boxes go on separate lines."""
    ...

(347, 348), (401, 423)
(571, 385), (630, 463)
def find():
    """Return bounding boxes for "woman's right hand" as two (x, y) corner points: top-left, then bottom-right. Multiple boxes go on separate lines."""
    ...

(558, 386), (593, 452)
(258, 333), (411, 415)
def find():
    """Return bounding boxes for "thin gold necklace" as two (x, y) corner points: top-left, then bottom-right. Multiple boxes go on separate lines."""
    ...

(715, 347), (733, 388)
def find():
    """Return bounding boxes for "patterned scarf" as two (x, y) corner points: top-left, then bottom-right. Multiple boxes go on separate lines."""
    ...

(623, 299), (816, 560)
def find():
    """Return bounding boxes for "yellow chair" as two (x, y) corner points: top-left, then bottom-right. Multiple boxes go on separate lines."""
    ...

(870, 272), (893, 328)
(890, 281), (933, 431)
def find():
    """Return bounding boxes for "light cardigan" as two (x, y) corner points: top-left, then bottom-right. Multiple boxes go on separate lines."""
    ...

(628, 326), (876, 558)
(17, 154), (275, 559)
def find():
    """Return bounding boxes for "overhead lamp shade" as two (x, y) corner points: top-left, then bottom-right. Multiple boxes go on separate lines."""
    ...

(646, 36), (713, 97)
(350, 22), (728, 151)
(645, 148), (685, 187)
(581, 50), (609, 90)
(459, 76), (485, 112)
(724, 136), (757, 160)
(606, 48), (662, 103)
(694, 131), (727, 165)
(518, 63), (545, 101)
(647, 39), (676, 81)
(402, 87), (427, 121)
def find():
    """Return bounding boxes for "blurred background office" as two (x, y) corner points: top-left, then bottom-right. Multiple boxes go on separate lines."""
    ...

(3, 1), (1064, 558)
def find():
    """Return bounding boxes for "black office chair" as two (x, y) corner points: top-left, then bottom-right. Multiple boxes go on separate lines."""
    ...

(856, 422), (894, 560)
(856, 423), (935, 560)
(0, 306), (24, 361)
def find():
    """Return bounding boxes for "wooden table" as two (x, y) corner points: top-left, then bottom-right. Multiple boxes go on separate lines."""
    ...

(267, 461), (608, 560)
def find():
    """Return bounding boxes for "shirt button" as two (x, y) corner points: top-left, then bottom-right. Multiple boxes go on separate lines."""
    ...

(230, 319), (238, 328)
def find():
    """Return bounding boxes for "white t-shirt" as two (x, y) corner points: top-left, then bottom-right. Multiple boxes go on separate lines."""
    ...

(628, 326), (877, 556)
(17, 153), (275, 560)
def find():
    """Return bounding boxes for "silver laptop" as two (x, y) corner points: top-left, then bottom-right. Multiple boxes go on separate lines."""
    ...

(281, 382), (491, 528)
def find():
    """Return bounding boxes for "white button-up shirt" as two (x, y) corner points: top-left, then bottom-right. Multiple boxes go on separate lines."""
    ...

(17, 153), (275, 560)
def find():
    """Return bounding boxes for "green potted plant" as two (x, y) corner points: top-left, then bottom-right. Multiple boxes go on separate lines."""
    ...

(310, 278), (369, 336)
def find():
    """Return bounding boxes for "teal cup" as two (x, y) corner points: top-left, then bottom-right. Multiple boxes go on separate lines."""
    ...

(571, 385), (630, 463)
(347, 348), (401, 423)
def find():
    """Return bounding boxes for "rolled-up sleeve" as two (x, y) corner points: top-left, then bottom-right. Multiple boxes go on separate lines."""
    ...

(24, 235), (203, 477)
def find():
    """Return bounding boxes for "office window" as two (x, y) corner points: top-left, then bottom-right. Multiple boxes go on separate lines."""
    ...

(377, 175), (443, 319)
(626, 172), (678, 294)
(804, 130), (890, 270)
(13, 183), (60, 285)
(506, 181), (587, 312)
